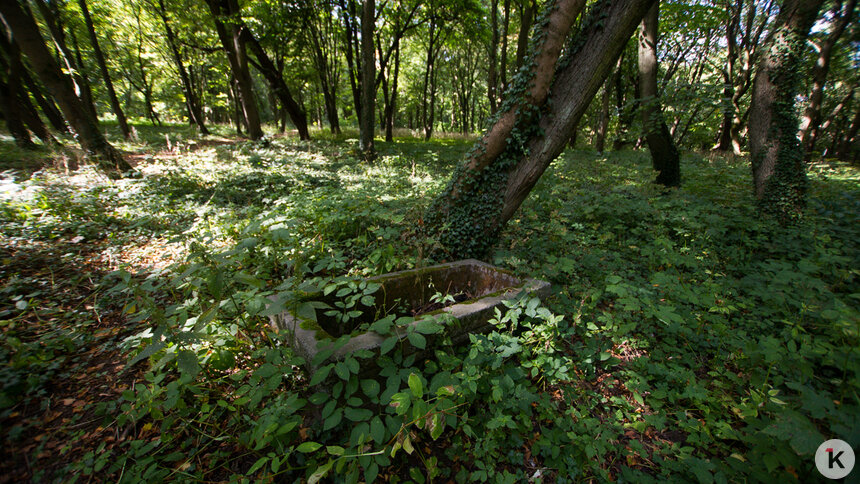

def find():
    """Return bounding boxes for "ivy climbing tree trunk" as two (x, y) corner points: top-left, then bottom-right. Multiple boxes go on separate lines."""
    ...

(748, 0), (823, 221)
(78, 0), (131, 140)
(0, 0), (130, 176)
(638, 2), (680, 186)
(427, 0), (656, 258)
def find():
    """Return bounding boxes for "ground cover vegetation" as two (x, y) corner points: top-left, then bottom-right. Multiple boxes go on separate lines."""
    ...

(1, 0), (859, 481)
(1, 126), (858, 482)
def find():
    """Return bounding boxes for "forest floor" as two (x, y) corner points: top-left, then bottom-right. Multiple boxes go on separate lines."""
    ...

(1, 124), (858, 482)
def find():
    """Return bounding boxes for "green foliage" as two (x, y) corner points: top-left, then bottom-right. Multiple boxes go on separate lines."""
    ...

(1, 133), (858, 481)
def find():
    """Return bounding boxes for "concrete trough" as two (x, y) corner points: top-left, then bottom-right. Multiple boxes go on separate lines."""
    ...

(268, 259), (551, 374)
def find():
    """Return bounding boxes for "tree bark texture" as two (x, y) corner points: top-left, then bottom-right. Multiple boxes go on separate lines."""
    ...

(748, 0), (823, 221)
(0, 0), (130, 176)
(638, 2), (680, 186)
(427, 0), (656, 258)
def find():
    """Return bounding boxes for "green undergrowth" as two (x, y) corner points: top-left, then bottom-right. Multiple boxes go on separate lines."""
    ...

(1, 133), (858, 482)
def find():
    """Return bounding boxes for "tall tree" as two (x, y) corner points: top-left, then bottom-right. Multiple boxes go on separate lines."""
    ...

(638, 2), (680, 186)
(0, 0), (130, 175)
(0, 30), (56, 146)
(205, 0), (263, 140)
(153, 0), (210, 134)
(714, 0), (773, 153)
(798, 0), (856, 157)
(239, 21), (310, 140)
(78, 0), (132, 139)
(748, 0), (823, 221)
(33, 0), (99, 122)
(359, 0), (375, 159)
(304, 0), (342, 134)
(427, 0), (656, 258)
(487, 0), (499, 113)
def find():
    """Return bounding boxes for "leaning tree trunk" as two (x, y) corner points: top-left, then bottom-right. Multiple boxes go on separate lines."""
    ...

(234, 6), (310, 140)
(0, 0), (130, 176)
(78, 0), (131, 140)
(427, 0), (656, 258)
(359, 0), (375, 160)
(748, 0), (823, 222)
(0, 33), (56, 145)
(638, 2), (680, 186)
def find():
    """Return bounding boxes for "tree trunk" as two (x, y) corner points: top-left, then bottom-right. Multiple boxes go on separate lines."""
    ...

(836, 104), (860, 161)
(306, 3), (341, 135)
(0, 78), (34, 148)
(69, 29), (100, 124)
(78, 0), (131, 139)
(340, 0), (362, 129)
(798, 0), (855, 158)
(748, 0), (823, 221)
(0, 0), (129, 175)
(487, 0), (499, 114)
(0, 33), (56, 144)
(595, 78), (612, 154)
(360, 0), (376, 159)
(385, 39), (400, 142)
(813, 87), (854, 156)
(155, 0), (209, 134)
(638, 2), (680, 186)
(23, 72), (68, 133)
(427, 0), (655, 258)
(500, 0), (510, 92)
(515, 0), (534, 70)
(240, 25), (310, 140)
(206, 0), (263, 140)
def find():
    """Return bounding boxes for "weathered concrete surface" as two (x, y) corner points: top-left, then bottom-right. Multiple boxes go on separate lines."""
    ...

(269, 259), (550, 375)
